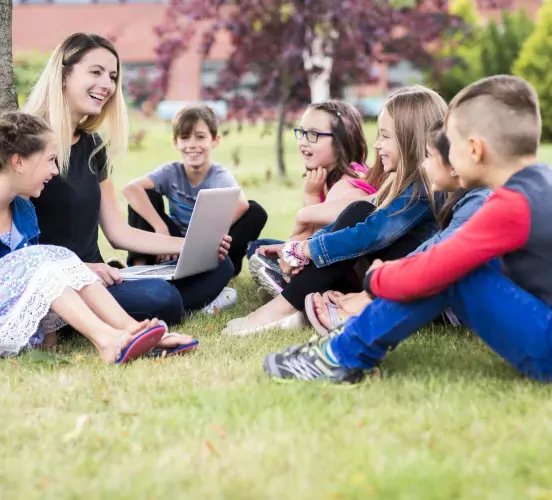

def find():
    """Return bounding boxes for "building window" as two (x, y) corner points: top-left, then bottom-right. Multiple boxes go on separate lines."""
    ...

(200, 60), (259, 100)
(387, 60), (423, 89)
(123, 62), (160, 107)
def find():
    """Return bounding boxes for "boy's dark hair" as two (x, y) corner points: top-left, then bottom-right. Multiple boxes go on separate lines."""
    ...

(172, 105), (219, 140)
(447, 75), (541, 158)
(307, 100), (367, 189)
(0, 111), (52, 170)
(427, 119), (467, 229)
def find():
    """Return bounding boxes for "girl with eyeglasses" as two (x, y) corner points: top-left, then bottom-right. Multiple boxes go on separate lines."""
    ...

(248, 100), (377, 296)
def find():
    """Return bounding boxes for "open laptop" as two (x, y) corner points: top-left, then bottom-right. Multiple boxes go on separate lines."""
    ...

(119, 186), (241, 281)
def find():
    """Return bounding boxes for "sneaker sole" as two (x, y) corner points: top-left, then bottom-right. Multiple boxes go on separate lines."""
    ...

(254, 270), (284, 299)
(249, 254), (283, 278)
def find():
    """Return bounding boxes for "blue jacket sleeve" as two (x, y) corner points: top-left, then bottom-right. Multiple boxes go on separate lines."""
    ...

(409, 188), (491, 255)
(308, 191), (433, 268)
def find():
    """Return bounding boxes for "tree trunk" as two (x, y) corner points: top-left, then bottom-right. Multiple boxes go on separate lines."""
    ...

(276, 96), (286, 177)
(0, 0), (18, 112)
(303, 28), (336, 103)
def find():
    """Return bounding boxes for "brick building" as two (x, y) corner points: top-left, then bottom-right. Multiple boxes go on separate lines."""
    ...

(12, 0), (542, 104)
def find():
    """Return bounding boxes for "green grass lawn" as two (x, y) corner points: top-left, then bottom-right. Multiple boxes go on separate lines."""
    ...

(3, 119), (552, 499)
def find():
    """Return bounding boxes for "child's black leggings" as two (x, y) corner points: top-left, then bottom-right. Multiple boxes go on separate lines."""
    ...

(281, 200), (422, 310)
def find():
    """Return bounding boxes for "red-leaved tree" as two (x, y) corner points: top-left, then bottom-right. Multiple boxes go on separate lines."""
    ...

(153, 0), (512, 176)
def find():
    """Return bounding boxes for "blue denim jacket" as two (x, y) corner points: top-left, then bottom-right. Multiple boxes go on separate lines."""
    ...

(0, 196), (40, 259)
(308, 183), (440, 267)
(411, 187), (491, 254)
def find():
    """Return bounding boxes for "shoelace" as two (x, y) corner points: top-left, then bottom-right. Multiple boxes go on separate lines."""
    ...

(281, 354), (326, 380)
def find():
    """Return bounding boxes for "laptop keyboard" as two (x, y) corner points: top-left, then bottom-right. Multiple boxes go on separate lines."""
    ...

(138, 265), (177, 276)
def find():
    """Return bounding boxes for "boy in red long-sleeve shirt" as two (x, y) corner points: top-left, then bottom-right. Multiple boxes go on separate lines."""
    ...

(264, 75), (552, 384)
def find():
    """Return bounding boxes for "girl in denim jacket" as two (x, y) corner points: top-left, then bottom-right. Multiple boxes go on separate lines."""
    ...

(0, 112), (195, 363)
(224, 86), (447, 336)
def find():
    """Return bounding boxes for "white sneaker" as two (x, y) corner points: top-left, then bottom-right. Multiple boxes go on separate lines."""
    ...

(202, 287), (238, 314)
(221, 311), (307, 336)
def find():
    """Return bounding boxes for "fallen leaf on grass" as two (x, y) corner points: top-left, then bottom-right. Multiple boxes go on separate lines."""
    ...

(205, 440), (220, 457)
(63, 414), (89, 443)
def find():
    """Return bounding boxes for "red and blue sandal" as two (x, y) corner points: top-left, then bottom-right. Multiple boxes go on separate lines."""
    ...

(115, 323), (167, 365)
(145, 335), (199, 359)
(145, 340), (200, 359)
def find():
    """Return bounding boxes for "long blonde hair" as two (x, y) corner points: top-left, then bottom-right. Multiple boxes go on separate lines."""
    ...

(24, 33), (128, 176)
(366, 85), (447, 211)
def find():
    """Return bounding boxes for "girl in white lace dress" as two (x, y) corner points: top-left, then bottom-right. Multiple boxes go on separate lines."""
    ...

(0, 112), (197, 363)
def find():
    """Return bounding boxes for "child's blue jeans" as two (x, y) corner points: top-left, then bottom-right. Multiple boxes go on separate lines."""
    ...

(331, 264), (552, 382)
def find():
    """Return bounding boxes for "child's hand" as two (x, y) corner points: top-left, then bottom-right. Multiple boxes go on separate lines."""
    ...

(86, 263), (123, 287)
(304, 167), (327, 196)
(279, 260), (294, 275)
(367, 259), (385, 273)
(257, 243), (285, 257)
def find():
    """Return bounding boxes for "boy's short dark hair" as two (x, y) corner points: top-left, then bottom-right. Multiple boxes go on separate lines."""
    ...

(447, 75), (541, 158)
(172, 105), (219, 140)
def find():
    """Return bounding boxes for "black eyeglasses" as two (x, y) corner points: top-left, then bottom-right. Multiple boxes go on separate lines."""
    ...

(294, 128), (333, 143)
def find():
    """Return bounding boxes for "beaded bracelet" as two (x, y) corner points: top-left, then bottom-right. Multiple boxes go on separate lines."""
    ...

(282, 241), (311, 268)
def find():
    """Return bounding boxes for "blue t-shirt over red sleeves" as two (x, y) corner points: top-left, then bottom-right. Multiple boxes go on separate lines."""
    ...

(365, 164), (552, 307)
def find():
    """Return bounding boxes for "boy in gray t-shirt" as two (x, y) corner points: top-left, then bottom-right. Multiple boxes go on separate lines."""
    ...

(148, 160), (239, 236)
(123, 104), (267, 282)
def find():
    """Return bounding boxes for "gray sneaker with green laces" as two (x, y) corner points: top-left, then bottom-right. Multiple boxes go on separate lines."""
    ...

(263, 329), (379, 384)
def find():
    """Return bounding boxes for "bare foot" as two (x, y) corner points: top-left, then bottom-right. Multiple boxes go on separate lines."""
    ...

(313, 293), (341, 330)
(98, 319), (157, 364)
(312, 292), (371, 330)
(239, 295), (297, 329)
(325, 291), (372, 314)
(40, 331), (58, 352)
(156, 332), (195, 349)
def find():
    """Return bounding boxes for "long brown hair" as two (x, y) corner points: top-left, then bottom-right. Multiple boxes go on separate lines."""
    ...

(306, 100), (368, 189)
(365, 85), (448, 212)
(427, 118), (467, 228)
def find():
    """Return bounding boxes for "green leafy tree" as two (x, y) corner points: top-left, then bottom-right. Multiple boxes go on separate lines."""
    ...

(428, 0), (533, 103)
(480, 9), (534, 75)
(514, 0), (552, 141)
(13, 51), (50, 101)
(426, 0), (483, 103)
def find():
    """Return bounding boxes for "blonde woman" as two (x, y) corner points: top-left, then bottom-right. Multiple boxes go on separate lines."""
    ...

(24, 33), (233, 331)
(224, 86), (447, 335)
